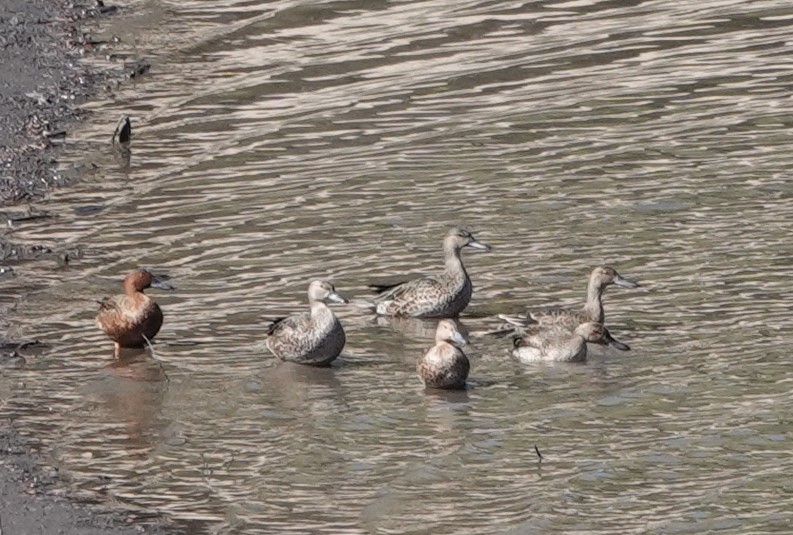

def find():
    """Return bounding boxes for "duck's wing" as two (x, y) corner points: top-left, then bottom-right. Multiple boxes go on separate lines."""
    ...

(512, 324), (570, 350)
(511, 325), (546, 349)
(96, 295), (143, 340)
(372, 275), (443, 303)
(266, 314), (310, 337)
(369, 281), (410, 295)
(529, 307), (587, 329)
(97, 295), (121, 313)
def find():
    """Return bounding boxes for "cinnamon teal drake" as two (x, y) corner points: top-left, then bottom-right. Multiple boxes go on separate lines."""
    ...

(96, 268), (174, 355)
(417, 319), (469, 390)
(370, 228), (490, 318)
(266, 280), (348, 366)
(512, 322), (605, 363)
(500, 266), (638, 350)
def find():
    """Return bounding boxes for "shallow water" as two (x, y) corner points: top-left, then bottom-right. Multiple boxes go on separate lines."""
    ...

(3, 0), (793, 533)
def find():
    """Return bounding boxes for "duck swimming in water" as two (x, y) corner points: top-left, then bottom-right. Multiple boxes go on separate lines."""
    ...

(512, 322), (605, 363)
(417, 319), (469, 390)
(96, 268), (174, 356)
(500, 266), (638, 350)
(371, 228), (490, 318)
(266, 280), (348, 366)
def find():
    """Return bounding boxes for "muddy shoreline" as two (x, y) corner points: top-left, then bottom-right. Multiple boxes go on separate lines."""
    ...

(0, 1), (179, 533)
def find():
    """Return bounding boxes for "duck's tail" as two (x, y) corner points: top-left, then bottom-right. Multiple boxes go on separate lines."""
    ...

(497, 313), (536, 327)
(367, 281), (405, 295)
(264, 317), (288, 336)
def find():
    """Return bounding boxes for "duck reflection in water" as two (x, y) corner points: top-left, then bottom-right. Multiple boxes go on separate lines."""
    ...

(375, 314), (470, 341)
(102, 345), (168, 382)
(92, 346), (169, 456)
(258, 360), (349, 411)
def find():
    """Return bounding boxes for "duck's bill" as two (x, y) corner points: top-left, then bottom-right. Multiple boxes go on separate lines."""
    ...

(609, 338), (631, 351)
(615, 275), (639, 288)
(451, 331), (468, 346)
(602, 330), (631, 351)
(468, 240), (491, 251)
(327, 291), (349, 304)
(151, 277), (175, 291)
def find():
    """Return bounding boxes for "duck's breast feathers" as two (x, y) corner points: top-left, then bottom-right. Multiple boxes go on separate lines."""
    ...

(419, 342), (469, 388)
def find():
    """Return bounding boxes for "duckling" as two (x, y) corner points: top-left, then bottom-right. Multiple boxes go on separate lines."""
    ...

(96, 269), (174, 355)
(371, 228), (490, 318)
(417, 319), (469, 389)
(512, 322), (605, 363)
(266, 280), (348, 366)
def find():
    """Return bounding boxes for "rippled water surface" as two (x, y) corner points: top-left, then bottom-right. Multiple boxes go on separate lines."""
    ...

(3, 0), (793, 533)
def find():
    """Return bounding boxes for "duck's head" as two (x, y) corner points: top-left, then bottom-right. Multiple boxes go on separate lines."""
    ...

(308, 280), (349, 305)
(435, 319), (467, 346)
(124, 268), (174, 293)
(592, 266), (639, 289)
(445, 228), (491, 252)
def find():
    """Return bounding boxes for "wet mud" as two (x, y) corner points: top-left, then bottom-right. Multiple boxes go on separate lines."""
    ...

(0, 1), (180, 533)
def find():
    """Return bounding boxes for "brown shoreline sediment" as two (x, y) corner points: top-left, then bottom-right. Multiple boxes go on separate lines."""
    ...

(0, 425), (179, 534)
(0, 0), (108, 266)
(0, 0), (104, 206)
(0, 1), (180, 533)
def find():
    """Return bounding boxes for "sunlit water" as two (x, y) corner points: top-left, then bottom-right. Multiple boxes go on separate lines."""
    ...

(3, 0), (793, 533)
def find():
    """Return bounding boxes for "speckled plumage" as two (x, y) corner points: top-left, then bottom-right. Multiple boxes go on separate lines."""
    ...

(266, 280), (347, 366)
(500, 266), (638, 350)
(529, 266), (638, 327)
(512, 322), (605, 363)
(417, 319), (469, 389)
(372, 228), (490, 318)
(96, 269), (173, 355)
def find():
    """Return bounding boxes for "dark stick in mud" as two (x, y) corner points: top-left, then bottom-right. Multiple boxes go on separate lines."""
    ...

(112, 114), (132, 144)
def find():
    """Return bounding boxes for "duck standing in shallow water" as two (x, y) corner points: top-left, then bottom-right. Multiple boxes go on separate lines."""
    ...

(266, 280), (348, 366)
(96, 269), (174, 355)
(512, 322), (605, 363)
(417, 319), (469, 390)
(370, 228), (491, 318)
(500, 266), (638, 350)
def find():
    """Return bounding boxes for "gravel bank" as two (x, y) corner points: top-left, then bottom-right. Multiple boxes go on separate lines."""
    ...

(0, 1), (180, 533)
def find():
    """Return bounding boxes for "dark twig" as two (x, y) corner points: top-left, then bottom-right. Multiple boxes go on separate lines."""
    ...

(534, 445), (543, 463)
